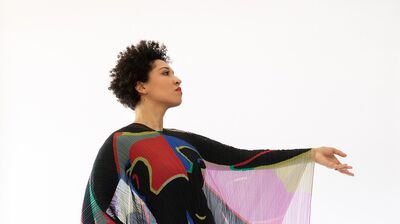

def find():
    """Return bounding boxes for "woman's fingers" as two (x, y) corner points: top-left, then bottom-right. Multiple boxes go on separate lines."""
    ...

(334, 163), (352, 170)
(334, 163), (355, 176)
(333, 148), (347, 157)
(337, 168), (355, 176)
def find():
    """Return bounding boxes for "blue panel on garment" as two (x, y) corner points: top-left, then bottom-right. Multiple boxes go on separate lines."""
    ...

(186, 210), (195, 224)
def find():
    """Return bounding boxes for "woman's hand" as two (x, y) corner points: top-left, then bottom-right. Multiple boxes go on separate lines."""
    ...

(311, 147), (354, 176)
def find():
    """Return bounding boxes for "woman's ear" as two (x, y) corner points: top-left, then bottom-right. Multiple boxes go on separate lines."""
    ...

(135, 81), (147, 95)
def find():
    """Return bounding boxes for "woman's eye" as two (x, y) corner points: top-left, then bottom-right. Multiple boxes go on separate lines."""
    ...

(163, 71), (169, 76)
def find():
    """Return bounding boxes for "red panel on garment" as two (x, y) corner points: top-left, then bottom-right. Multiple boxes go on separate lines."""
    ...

(129, 135), (188, 193)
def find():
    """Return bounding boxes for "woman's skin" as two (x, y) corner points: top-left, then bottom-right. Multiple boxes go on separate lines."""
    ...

(134, 59), (355, 177)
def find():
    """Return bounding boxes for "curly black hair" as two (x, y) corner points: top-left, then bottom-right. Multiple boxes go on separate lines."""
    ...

(108, 40), (171, 110)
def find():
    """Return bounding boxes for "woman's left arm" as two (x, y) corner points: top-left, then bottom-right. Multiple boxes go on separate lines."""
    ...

(169, 129), (354, 176)
(172, 129), (313, 169)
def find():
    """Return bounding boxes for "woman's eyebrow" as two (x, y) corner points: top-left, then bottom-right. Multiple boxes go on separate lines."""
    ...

(159, 67), (174, 74)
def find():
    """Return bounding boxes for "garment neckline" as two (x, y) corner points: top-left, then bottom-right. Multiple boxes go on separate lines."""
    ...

(131, 122), (164, 132)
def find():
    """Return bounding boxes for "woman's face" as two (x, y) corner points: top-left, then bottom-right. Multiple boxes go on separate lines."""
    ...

(137, 59), (183, 108)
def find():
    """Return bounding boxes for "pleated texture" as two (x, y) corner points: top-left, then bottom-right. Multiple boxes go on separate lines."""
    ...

(202, 151), (315, 224)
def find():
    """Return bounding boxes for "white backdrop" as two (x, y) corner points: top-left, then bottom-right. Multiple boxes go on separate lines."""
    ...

(1, 0), (399, 223)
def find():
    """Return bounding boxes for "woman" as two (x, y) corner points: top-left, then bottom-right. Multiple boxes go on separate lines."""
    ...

(81, 40), (354, 224)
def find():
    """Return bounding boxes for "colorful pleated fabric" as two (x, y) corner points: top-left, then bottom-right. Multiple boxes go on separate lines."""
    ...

(81, 123), (315, 224)
(202, 152), (314, 224)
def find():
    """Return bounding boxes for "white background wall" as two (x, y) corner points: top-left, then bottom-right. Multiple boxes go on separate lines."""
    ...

(1, 0), (399, 223)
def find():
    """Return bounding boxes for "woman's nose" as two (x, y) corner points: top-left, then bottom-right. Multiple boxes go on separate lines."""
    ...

(175, 76), (182, 85)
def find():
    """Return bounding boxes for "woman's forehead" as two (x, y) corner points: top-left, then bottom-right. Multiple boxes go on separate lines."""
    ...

(154, 59), (170, 67)
(154, 60), (174, 72)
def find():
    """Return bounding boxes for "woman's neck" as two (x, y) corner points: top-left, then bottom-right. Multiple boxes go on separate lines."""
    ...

(133, 102), (166, 131)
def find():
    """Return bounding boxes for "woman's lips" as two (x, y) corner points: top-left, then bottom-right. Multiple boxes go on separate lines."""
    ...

(176, 87), (182, 92)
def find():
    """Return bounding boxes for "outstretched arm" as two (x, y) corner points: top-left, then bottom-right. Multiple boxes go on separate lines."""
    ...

(168, 128), (354, 175)
(170, 129), (313, 169)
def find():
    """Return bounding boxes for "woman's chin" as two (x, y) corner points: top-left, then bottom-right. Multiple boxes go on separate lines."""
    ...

(174, 101), (183, 107)
(166, 100), (182, 109)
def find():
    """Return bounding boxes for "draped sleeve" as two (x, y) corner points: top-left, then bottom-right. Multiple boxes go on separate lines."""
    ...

(174, 129), (315, 224)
